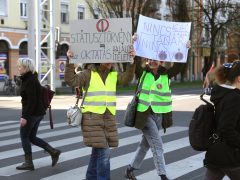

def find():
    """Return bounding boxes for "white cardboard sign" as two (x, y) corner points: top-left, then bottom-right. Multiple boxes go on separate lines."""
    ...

(70, 18), (132, 64)
(134, 15), (191, 63)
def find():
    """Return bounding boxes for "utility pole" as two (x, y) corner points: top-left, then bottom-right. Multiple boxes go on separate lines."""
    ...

(49, 0), (56, 91)
(35, 0), (41, 80)
(190, 0), (195, 81)
(27, 0), (35, 61)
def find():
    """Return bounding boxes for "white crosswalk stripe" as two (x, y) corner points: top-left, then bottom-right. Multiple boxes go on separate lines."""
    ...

(42, 136), (190, 180)
(0, 126), (187, 176)
(0, 120), (230, 180)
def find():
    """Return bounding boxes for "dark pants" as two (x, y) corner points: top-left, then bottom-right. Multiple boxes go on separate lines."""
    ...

(20, 115), (49, 154)
(204, 167), (240, 180)
(86, 148), (110, 180)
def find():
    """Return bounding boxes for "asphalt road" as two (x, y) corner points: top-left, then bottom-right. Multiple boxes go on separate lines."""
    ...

(0, 88), (230, 180)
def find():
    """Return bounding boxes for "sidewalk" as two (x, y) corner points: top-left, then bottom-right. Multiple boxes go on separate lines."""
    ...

(0, 81), (203, 96)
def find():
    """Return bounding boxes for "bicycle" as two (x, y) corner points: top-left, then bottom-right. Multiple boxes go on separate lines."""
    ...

(3, 77), (16, 95)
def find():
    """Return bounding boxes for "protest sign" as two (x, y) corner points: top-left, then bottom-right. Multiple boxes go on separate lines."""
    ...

(134, 15), (191, 63)
(70, 18), (132, 64)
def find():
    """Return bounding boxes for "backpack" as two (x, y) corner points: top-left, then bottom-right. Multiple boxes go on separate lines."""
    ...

(42, 85), (55, 129)
(189, 93), (215, 151)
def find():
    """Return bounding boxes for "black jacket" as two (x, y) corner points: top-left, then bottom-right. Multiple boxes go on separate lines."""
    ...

(20, 71), (46, 120)
(204, 85), (240, 168)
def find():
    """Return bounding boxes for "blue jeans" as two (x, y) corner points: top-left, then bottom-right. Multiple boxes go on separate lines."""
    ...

(20, 115), (49, 155)
(86, 148), (110, 180)
(130, 112), (167, 175)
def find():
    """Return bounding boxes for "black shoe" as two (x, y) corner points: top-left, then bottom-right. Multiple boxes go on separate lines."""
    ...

(160, 174), (169, 180)
(45, 145), (61, 167)
(16, 154), (34, 171)
(50, 149), (61, 167)
(16, 162), (34, 170)
(124, 165), (137, 180)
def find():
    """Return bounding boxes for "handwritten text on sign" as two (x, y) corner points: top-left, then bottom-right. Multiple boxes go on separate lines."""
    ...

(70, 18), (132, 64)
(134, 15), (191, 63)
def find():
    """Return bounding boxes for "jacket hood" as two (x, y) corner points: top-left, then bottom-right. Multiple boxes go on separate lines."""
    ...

(210, 84), (234, 105)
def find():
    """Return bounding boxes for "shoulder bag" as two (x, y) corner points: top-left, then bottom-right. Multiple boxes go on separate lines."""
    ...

(124, 72), (147, 127)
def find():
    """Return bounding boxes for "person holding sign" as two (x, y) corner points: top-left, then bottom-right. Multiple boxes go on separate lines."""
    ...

(124, 34), (191, 180)
(64, 50), (135, 180)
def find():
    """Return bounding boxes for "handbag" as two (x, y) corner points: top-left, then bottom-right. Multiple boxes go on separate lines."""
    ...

(162, 111), (173, 133)
(67, 89), (87, 127)
(67, 105), (82, 127)
(124, 72), (147, 127)
(124, 95), (138, 127)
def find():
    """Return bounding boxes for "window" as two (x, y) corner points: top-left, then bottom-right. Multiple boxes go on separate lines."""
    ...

(20, 0), (28, 18)
(109, 11), (115, 18)
(61, 3), (69, 24)
(78, 6), (85, 19)
(93, 8), (100, 19)
(19, 42), (28, 57)
(0, 0), (7, 16)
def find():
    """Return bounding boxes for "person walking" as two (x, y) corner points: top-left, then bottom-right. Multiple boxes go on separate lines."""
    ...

(124, 35), (191, 180)
(203, 60), (240, 180)
(16, 58), (61, 171)
(64, 51), (135, 180)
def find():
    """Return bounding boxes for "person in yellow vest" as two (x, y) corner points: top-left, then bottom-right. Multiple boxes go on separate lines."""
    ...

(125, 35), (191, 180)
(64, 50), (135, 180)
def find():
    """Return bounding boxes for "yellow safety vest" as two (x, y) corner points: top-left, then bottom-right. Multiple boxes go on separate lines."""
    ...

(82, 71), (117, 115)
(137, 71), (172, 113)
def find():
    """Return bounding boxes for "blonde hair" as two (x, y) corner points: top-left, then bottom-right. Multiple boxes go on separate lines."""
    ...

(17, 58), (35, 73)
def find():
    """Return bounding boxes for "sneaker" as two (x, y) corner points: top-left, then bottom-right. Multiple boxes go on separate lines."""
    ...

(160, 174), (170, 180)
(124, 165), (137, 180)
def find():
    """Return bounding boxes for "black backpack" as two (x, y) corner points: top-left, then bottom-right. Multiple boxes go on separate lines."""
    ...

(42, 85), (55, 129)
(189, 93), (215, 151)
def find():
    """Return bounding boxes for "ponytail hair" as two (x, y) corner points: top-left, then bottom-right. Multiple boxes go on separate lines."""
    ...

(215, 60), (240, 84)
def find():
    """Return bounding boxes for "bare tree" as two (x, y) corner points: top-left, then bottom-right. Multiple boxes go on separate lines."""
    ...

(86, 0), (161, 79)
(170, 0), (191, 82)
(194, 0), (240, 74)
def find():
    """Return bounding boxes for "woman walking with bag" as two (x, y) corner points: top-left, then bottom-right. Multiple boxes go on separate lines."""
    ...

(204, 60), (240, 180)
(64, 51), (135, 180)
(16, 58), (61, 171)
(124, 35), (191, 180)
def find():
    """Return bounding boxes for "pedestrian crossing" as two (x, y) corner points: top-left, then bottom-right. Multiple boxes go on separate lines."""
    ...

(0, 120), (229, 180)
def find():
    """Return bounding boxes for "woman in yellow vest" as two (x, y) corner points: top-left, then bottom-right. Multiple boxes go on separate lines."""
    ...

(65, 50), (135, 180)
(125, 36), (191, 180)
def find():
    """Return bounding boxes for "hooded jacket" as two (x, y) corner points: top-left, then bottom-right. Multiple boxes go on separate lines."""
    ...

(204, 84), (240, 168)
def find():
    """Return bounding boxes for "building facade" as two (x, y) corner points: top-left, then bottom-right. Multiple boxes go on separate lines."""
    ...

(0, 0), (93, 86)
